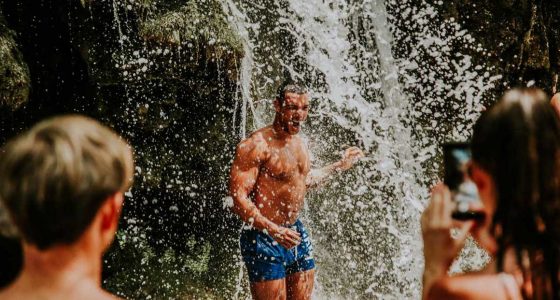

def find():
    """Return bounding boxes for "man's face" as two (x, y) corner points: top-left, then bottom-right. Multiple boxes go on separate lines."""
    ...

(275, 92), (309, 135)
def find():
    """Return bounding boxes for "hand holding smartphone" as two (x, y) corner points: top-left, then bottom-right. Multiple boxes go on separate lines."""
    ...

(443, 142), (485, 221)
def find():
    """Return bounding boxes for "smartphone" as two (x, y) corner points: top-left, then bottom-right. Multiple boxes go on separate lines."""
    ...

(443, 142), (485, 221)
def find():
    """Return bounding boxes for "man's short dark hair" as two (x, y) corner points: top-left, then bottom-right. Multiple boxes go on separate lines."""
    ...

(0, 115), (134, 250)
(276, 83), (308, 106)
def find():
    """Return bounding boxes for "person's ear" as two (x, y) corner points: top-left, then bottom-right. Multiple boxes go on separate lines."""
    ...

(274, 98), (281, 113)
(468, 162), (499, 254)
(99, 192), (124, 252)
(470, 162), (490, 192)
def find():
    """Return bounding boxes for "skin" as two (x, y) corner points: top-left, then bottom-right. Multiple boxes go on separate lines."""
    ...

(421, 163), (522, 300)
(0, 193), (124, 300)
(229, 92), (364, 300)
(550, 93), (560, 118)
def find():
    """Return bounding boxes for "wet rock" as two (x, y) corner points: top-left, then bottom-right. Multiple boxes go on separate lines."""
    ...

(428, 0), (560, 93)
(0, 0), (244, 295)
(0, 14), (29, 110)
(139, 0), (243, 80)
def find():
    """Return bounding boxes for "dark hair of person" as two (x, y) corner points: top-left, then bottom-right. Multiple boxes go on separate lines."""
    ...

(0, 115), (134, 250)
(276, 83), (307, 106)
(471, 88), (560, 299)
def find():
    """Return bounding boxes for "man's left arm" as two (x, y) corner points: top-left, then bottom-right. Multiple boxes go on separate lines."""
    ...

(306, 146), (364, 189)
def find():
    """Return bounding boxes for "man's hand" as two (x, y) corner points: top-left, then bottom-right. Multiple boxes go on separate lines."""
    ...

(338, 146), (365, 171)
(270, 225), (301, 249)
(306, 146), (365, 189)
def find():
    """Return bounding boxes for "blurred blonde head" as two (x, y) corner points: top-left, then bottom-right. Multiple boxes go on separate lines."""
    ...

(0, 115), (134, 250)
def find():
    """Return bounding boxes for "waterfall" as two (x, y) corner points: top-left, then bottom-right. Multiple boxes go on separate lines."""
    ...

(221, 0), (500, 298)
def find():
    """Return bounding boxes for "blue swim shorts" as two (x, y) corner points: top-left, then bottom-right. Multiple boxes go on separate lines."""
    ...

(240, 219), (315, 282)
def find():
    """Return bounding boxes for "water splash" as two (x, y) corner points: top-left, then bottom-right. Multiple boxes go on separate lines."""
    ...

(222, 0), (499, 298)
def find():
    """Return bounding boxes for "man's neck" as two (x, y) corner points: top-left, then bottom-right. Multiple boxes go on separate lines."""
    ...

(12, 242), (101, 295)
(272, 116), (293, 141)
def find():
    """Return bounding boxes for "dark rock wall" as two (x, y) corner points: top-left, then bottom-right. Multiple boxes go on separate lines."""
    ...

(0, 0), (97, 125)
(0, 14), (29, 111)
(429, 0), (560, 94)
(0, 0), (243, 295)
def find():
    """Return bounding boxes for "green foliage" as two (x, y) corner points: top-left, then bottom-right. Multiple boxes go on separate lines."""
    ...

(139, 0), (243, 68)
(104, 232), (223, 299)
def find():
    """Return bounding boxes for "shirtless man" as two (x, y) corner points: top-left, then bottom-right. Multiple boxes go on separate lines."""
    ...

(0, 115), (133, 300)
(229, 84), (364, 300)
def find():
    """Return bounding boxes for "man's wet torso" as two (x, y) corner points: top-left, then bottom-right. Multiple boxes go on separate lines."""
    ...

(252, 126), (310, 226)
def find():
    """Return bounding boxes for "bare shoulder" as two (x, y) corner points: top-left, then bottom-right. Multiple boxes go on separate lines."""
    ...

(83, 286), (122, 300)
(0, 284), (22, 300)
(99, 289), (123, 300)
(234, 127), (272, 161)
(0, 289), (11, 300)
(428, 274), (509, 300)
(0, 282), (120, 300)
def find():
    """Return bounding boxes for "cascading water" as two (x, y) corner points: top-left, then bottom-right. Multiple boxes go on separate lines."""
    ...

(221, 0), (500, 298)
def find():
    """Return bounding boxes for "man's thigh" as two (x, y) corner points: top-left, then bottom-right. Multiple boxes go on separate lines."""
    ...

(250, 278), (287, 300)
(286, 269), (315, 300)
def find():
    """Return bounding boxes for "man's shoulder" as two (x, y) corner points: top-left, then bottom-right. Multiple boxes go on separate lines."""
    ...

(239, 127), (272, 147)
(0, 283), (122, 300)
(248, 126), (274, 140)
(235, 127), (272, 159)
(0, 289), (10, 299)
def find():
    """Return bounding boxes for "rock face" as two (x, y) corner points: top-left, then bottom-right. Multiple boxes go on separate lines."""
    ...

(0, 0), (244, 296)
(430, 0), (560, 93)
(0, 15), (29, 111)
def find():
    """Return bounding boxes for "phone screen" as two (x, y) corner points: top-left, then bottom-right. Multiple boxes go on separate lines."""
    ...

(443, 142), (484, 221)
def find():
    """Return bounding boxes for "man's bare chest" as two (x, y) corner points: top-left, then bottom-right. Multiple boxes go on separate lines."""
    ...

(261, 146), (310, 180)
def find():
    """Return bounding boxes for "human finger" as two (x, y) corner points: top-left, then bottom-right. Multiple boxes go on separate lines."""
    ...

(344, 147), (358, 156)
(349, 147), (364, 156)
(422, 186), (437, 222)
(286, 229), (302, 242)
(430, 187), (444, 227)
(423, 183), (442, 227)
(356, 151), (365, 159)
(352, 149), (364, 159)
(281, 236), (299, 249)
(273, 231), (291, 248)
(421, 204), (429, 231)
(441, 186), (453, 226)
(286, 235), (301, 247)
(284, 233), (300, 245)
(453, 220), (475, 250)
(279, 239), (293, 249)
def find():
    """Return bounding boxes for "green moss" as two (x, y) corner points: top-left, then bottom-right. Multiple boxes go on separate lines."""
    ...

(139, 0), (243, 74)
(104, 232), (223, 299)
(0, 15), (30, 110)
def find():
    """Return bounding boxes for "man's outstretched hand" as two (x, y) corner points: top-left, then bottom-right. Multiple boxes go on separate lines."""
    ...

(338, 146), (365, 171)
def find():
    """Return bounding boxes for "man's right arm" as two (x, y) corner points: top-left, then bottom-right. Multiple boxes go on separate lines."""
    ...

(229, 137), (301, 248)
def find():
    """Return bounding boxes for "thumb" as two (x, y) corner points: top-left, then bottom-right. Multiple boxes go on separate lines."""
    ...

(453, 221), (475, 249)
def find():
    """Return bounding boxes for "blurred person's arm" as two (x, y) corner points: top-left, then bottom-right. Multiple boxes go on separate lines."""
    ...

(421, 184), (474, 300)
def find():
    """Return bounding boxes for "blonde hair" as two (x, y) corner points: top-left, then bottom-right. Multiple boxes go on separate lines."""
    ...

(0, 115), (134, 250)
